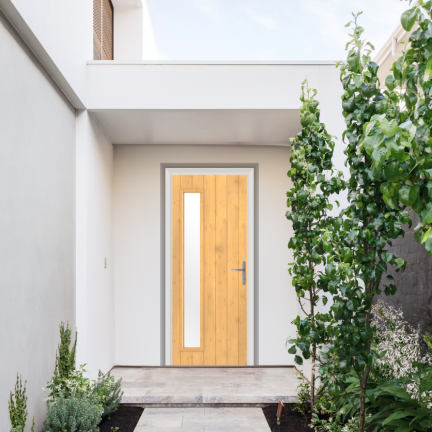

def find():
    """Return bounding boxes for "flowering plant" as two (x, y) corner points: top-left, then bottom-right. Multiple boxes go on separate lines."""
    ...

(372, 300), (432, 408)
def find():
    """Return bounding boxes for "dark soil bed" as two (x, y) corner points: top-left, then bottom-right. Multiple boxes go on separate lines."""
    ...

(262, 404), (313, 432)
(98, 405), (144, 432)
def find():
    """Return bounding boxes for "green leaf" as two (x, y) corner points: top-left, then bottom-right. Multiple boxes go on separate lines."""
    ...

(325, 264), (336, 279)
(401, 7), (418, 31)
(288, 345), (297, 355)
(364, 132), (385, 155)
(381, 119), (399, 137)
(294, 355), (303, 365)
(384, 161), (402, 182)
(347, 299), (358, 311)
(425, 237), (432, 253)
(341, 247), (353, 263)
(421, 228), (432, 244)
(383, 410), (418, 426)
(399, 185), (419, 206)
(372, 146), (389, 170)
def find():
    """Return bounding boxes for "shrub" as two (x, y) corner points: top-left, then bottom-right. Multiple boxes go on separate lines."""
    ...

(294, 378), (311, 416)
(9, 375), (34, 432)
(47, 364), (92, 401)
(43, 394), (102, 432)
(48, 323), (77, 400)
(91, 370), (123, 418)
(371, 300), (432, 402)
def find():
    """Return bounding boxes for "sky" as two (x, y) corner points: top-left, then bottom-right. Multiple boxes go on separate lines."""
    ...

(147, 0), (409, 61)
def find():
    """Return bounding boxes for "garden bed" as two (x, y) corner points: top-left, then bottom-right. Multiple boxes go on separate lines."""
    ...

(99, 406), (144, 432)
(262, 404), (312, 432)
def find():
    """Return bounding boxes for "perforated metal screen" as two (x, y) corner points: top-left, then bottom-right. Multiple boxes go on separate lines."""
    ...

(93, 0), (114, 60)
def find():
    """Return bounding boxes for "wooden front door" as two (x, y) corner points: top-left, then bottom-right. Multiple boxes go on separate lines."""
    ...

(172, 175), (247, 365)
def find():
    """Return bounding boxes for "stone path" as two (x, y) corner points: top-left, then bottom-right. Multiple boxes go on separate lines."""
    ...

(112, 367), (299, 405)
(134, 407), (270, 431)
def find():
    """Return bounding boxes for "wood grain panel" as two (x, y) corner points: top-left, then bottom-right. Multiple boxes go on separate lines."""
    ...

(227, 176), (240, 365)
(215, 175), (228, 365)
(239, 175), (248, 365)
(204, 175), (216, 365)
(181, 351), (193, 365)
(172, 174), (247, 365)
(172, 175), (182, 365)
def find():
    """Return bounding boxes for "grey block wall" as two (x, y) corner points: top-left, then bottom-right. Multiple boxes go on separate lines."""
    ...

(377, 209), (432, 334)
(0, 10), (76, 431)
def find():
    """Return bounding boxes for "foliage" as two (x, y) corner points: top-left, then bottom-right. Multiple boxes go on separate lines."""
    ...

(294, 377), (312, 416)
(48, 322), (77, 400)
(378, 0), (432, 256)
(310, 391), (345, 432)
(9, 375), (33, 432)
(316, 11), (410, 432)
(287, 80), (346, 409)
(43, 393), (102, 432)
(47, 364), (92, 401)
(91, 370), (123, 418)
(371, 300), (432, 387)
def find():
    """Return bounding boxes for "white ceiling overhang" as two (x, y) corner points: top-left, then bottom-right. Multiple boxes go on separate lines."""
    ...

(86, 61), (339, 145)
(90, 109), (300, 145)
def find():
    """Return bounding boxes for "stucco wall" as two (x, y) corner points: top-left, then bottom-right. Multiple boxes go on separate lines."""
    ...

(113, 144), (296, 366)
(76, 111), (114, 378)
(0, 11), (76, 431)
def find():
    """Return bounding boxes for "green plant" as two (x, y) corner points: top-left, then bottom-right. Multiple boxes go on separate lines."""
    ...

(47, 364), (92, 401)
(374, 0), (432, 256)
(294, 377), (312, 416)
(287, 80), (346, 411)
(310, 391), (344, 432)
(47, 322), (78, 399)
(43, 393), (102, 432)
(9, 374), (34, 432)
(91, 370), (123, 418)
(424, 334), (432, 350)
(318, 11), (410, 432)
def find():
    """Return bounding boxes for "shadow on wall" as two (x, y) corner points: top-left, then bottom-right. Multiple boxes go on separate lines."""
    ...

(377, 209), (432, 334)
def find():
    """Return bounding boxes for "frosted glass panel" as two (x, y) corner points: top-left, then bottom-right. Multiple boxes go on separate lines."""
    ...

(184, 193), (201, 347)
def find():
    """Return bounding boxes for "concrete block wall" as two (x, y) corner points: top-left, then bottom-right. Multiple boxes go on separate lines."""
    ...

(377, 209), (432, 334)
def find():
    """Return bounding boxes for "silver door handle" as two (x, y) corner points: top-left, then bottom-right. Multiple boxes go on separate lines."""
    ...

(232, 261), (246, 285)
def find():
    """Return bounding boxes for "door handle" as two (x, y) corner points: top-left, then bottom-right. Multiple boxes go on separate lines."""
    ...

(232, 261), (246, 285)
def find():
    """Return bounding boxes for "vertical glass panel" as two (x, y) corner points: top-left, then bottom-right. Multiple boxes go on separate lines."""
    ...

(184, 193), (201, 347)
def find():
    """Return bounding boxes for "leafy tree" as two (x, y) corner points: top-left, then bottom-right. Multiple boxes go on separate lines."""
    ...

(286, 80), (345, 411)
(376, 0), (432, 255)
(320, 12), (410, 432)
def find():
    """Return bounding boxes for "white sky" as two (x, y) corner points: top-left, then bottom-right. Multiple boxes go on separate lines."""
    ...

(147, 0), (409, 60)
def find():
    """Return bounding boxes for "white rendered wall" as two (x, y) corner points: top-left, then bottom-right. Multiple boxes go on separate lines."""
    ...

(0, 12), (76, 430)
(113, 1), (158, 61)
(76, 111), (114, 378)
(113, 145), (296, 365)
(1, 0), (92, 104)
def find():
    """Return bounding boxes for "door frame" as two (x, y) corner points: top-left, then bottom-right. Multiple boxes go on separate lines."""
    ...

(165, 168), (255, 365)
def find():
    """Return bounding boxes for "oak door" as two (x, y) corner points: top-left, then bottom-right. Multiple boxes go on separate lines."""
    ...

(172, 175), (247, 365)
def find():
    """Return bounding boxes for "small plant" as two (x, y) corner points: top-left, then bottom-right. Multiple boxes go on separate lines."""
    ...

(47, 322), (78, 400)
(91, 370), (123, 418)
(294, 378), (311, 416)
(43, 393), (102, 432)
(310, 392), (344, 432)
(9, 374), (34, 432)
(47, 364), (92, 401)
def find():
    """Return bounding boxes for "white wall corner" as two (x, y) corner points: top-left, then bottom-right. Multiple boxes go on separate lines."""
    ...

(112, 0), (158, 60)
